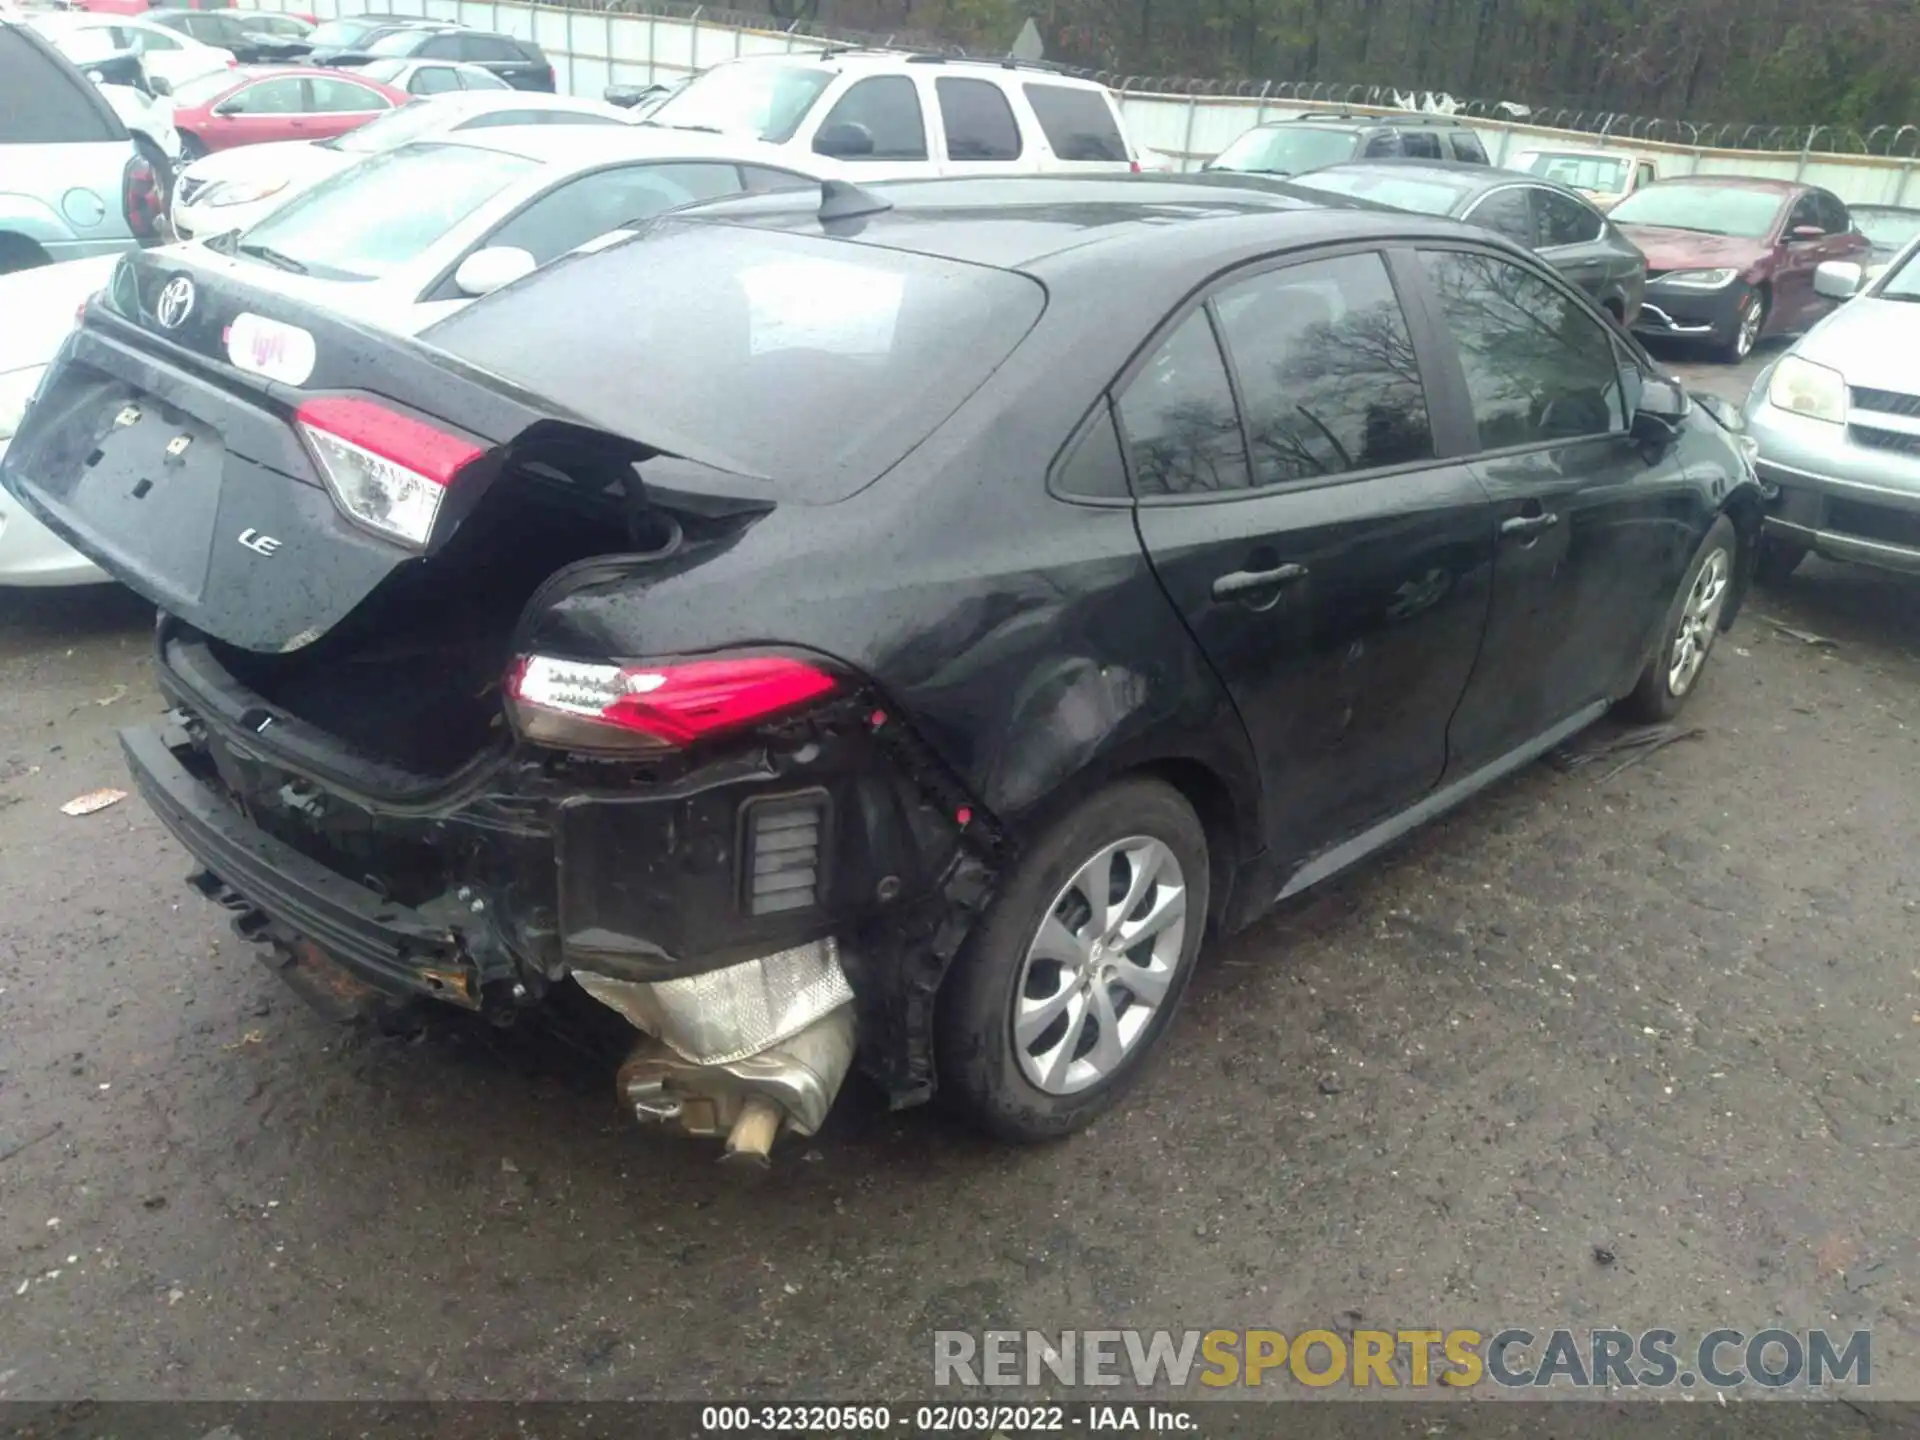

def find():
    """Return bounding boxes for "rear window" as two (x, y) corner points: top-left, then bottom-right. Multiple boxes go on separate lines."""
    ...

(308, 18), (377, 47)
(1209, 124), (1358, 177)
(422, 222), (1047, 501)
(0, 26), (122, 143)
(1022, 83), (1127, 162)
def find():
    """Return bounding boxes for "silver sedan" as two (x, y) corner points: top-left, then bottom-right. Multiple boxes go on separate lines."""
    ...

(1741, 238), (1920, 580)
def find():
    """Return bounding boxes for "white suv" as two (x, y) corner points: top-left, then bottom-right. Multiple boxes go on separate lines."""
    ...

(639, 50), (1142, 180)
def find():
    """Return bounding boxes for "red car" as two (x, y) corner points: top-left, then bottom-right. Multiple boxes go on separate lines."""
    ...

(1611, 176), (1871, 362)
(169, 66), (407, 157)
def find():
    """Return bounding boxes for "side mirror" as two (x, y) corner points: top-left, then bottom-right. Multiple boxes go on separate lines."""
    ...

(602, 82), (657, 108)
(149, 74), (173, 97)
(813, 120), (874, 159)
(1630, 373), (1689, 445)
(212, 99), (241, 116)
(452, 245), (536, 297)
(1814, 260), (1864, 300)
(1789, 224), (1824, 243)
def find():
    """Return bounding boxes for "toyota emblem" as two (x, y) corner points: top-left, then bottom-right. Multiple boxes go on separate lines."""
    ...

(155, 275), (196, 330)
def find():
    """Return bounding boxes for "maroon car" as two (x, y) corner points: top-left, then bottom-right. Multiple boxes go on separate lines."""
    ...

(1611, 176), (1870, 362)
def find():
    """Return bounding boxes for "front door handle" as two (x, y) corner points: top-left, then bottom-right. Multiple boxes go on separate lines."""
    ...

(1212, 562), (1308, 601)
(1499, 511), (1561, 539)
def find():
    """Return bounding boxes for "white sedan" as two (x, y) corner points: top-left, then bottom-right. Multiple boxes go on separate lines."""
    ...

(27, 12), (235, 92)
(0, 258), (118, 587)
(177, 125), (838, 336)
(171, 90), (636, 239)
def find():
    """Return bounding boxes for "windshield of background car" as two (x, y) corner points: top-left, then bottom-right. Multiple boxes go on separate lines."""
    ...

(1520, 152), (1627, 192)
(422, 221), (1047, 500)
(1294, 168), (1472, 215)
(1877, 243), (1920, 300)
(645, 62), (835, 142)
(1854, 208), (1920, 255)
(237, 142), (538, 280)
(1610, 183), (1783, 239)
(1208, 125), (1359, 176)
(367, 28), (426, 56)
(308, 18), (376, 47)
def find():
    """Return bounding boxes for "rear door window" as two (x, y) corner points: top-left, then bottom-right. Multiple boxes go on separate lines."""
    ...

(459, 34), (522, 62)
(0, 26), (121, 142)
(1022, 82), (1127, 162)
(1115, 311), (1251, 497)
(1417, 248), (1624, 448)
(814, 75), (927, 161)
(1212, 251), (1433, 485)
(1399, 130), (1443, 160)
(936, 76), (1021, 161)
(411, 65), (459, 95)
(1362, 131), (1401, 158)
(1464, 187), (1536, 246)
(1449, 131), (1489, 163)
(307, 77), (390, 113)
(1532, 187), (1601, 246)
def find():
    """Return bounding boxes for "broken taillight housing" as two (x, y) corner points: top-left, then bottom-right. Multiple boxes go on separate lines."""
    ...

(507, 654), (837, 753)
(294, 396), (483, 548)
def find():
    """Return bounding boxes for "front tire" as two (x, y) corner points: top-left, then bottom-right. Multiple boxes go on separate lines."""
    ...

(1715, 285), (1767, 363)
(1619, 514), (1737, 722)
(938, 778), (1209, 1141)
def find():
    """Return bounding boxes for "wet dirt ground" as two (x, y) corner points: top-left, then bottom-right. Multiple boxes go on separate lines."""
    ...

(2, 349), (1918, 1404)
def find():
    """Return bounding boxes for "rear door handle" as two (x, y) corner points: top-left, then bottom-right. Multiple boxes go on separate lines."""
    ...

(1212, 562), (1308, 601)
(1499, 511), (1560, 538)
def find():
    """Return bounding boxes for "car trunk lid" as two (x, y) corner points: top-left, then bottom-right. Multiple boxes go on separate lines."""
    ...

(0, 248), (720, 656)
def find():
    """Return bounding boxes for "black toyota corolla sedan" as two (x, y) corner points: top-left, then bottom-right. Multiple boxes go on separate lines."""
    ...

(0, 175), (1762, 1155)
(1283, 158), (1649, 325)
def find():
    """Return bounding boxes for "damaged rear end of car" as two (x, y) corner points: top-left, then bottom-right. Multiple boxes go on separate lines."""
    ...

(0, 228), (1035, 1160)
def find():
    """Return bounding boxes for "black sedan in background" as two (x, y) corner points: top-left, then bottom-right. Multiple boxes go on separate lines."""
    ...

(2, 177), (1758, 1152)
(1291, 159), (1647, 324)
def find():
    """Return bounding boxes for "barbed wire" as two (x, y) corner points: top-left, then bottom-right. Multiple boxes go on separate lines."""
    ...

(546, 0), (1920, 156)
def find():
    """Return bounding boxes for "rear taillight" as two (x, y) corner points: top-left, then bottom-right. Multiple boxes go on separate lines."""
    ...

(294, 396), (483, 548)
(507, 654), (837, 753)
(122, 154), (161, 240)
(1130, 159), (1142, 174)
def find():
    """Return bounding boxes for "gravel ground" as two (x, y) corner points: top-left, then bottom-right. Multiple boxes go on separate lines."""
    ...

(2, 346), (1918, 1405)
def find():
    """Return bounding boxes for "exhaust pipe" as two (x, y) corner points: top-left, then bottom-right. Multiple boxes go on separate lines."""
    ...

(615, 1003), (857, 1160)
(579, 939), (859, 1161)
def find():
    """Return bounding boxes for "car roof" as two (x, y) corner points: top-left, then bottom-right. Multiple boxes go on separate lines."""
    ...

(1254, 110), (1468, 131)
(1639, 175), (1804, 193)
(667, 173), (1484, 273)
(710, 49), (1114, 91)
(420, 124), (816, 169)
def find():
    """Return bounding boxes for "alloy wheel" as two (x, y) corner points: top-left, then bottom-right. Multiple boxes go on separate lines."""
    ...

(1011, 836), (1189, 1096)
(1668, 546), (1731, 696)
(1734, 296), (1763, 359)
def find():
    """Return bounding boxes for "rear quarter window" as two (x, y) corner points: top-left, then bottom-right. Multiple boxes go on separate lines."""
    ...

(1022, 82), (1127, 162)
(0, 26), (123, 143)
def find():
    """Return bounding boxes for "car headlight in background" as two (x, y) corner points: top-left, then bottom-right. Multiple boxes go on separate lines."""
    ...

(1657, 268), (1739, 289)
(1768, 355), (1848, 424)
(0, 366), (47, 443)
(201, 177), (289, 208)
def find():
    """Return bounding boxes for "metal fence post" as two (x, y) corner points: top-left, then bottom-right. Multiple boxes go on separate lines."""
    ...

(1179, 93), (1199, 173)
(691, 7), (702, 76)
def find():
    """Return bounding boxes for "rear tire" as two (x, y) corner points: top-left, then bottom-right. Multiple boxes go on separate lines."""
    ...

(1754, 536), (1806, 585)
(938, 778), (1209, 1141)
(1619, 514), (1737, 723)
